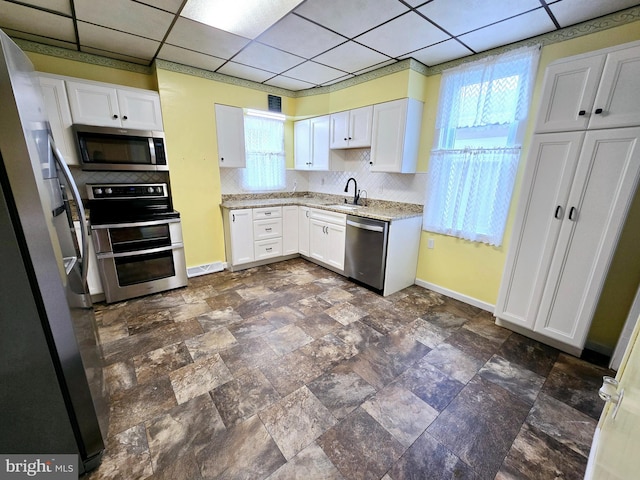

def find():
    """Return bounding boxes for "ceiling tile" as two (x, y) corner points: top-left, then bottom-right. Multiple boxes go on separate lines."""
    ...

(264, 75), (315, 91)
(284, 60), (346, 84)
(401, 39), (474, 66)
(217, 61), (276, 83)
(549, 0), (640, 27)
(135, 0), (185, 13)
(81, 46), (150, 65)
(0, 1), (75, 42)
(232, 42), (304, 74)
(158, 44), (227, 71)
(314, 41), (390, 73)
(356, 11), (449, 58)
(459, 9), (556, 52)
(257, 14), (346, 59)
(166, 17), (250, 59)
(322, 74), (354, 86)
(354, 59), (397, 75)
(77, 21), (159, 61)
(17, 0), (71, 15)
(293, 0), (409, 38)
(75, 0), (174, 41)
(0, 28), (76, 50)
(418, 0), (542, 36)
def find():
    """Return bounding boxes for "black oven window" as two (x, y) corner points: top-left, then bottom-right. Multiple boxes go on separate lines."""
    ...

(114, 250), (175, 286)
(110, 224), (171, 253)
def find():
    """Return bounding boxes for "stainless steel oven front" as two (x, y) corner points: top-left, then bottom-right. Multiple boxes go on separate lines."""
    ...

(91, 218), (187, 303)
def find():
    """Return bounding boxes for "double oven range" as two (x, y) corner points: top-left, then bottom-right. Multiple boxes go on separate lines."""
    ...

(86, 182), (188, 303)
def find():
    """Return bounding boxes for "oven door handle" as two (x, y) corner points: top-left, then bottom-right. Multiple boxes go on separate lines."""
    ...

(50, 134), (90, 289)
(91, 218), (182, 230)
(96, 244), (183, 260)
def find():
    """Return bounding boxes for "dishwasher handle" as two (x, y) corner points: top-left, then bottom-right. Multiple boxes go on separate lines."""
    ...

(347, 219), (385, 232)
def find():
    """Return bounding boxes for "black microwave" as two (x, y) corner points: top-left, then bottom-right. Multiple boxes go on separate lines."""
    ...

(73, 124), (169, 172)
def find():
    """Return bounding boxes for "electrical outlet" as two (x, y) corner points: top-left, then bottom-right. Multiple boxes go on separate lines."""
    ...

(428, 238), (435, 249)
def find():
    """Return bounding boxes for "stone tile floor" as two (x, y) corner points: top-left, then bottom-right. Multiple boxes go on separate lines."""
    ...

(86, 258), (612, 480)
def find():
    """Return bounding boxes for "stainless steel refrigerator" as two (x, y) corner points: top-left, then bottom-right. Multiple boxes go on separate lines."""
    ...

(0, 30), (108, 474)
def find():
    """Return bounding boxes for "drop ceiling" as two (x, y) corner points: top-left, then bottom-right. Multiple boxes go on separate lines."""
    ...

(1, 0), (639, 92)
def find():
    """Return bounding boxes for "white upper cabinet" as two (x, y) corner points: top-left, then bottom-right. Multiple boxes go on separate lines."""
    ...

(329, 105), (373, 149)
(66, 80), (163, 130)
(294, 115), (331, 171)
(215, 104), (246, 168)
(38, 74), (78, 165)
(535, 42), (640, 133)
(370, 98), (423, 173)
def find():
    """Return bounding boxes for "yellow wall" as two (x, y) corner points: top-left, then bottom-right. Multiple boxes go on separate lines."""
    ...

(26, 51), (155, 90)
(415, 21), (640, 314)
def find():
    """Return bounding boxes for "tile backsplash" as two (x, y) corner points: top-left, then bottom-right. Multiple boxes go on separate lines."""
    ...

(220, 149), (427, 205)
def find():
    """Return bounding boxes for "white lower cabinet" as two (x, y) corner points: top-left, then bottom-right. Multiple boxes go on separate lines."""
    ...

(224, 206), (300, 270)
(283, 206), (299, 256)
(309, 209), (346, 271)
(298, 206), (310, 256)
(496, 127), (640, 353)
(227, 209), (254, 266)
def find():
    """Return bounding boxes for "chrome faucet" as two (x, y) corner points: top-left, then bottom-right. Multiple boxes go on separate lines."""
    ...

(344, 177), (360, 205)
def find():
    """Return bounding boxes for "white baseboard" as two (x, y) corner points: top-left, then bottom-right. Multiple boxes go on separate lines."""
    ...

(414, 278), (495, 314)
(187, 262), (225, 278)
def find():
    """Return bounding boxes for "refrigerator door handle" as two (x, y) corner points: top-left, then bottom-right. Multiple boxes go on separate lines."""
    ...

(50, 134), (89, 289)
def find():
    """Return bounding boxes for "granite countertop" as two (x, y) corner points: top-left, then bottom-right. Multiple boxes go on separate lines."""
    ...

(220, 193), (423, 222)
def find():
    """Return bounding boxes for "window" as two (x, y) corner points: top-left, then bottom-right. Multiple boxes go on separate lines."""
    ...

(423, 46), (540, 246)
(241, 111), (285, 191)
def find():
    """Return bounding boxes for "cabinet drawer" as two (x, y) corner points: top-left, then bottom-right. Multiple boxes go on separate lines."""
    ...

(310, 208), (346, 226)
(253, 207), (282, 219)
(253, 218), (282, 240)
(255, 238), (282, 260)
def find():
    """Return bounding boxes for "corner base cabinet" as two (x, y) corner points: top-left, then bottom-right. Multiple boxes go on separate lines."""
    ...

(495, 127), (640, 353)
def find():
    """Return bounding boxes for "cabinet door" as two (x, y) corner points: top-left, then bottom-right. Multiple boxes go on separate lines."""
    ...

(348, 106), (373, 148)
(495, 132), (584, 329)
(39, 76), (78, 165)
(535, 127), (640, 348)
(325, 223), (346, 271)
(283, 206), (299, 255)
(309, 115), (330, 171)
(329, 111), (349, 149)
(309, 219), (327, 263)
(215, 104), (246, 168)
(294, 119), (311, 170)
(585, 313), (640, 480)
(66, 81), (121, 127)
(299, 207), (310, 256)
(370, 98), (421, 173)
(589, 45), (640, 130)
(534, 55), (604, 133)
(116, 88), (163, 130)
(229, 209), (254, 265)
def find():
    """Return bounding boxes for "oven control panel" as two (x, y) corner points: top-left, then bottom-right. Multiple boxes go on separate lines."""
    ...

(87, 183), (168, 200)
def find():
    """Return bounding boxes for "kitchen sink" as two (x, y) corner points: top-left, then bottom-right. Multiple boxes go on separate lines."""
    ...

(326, 204), (362, 211)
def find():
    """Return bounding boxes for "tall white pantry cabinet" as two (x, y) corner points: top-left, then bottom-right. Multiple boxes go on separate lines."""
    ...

(495, 40), (640, 355)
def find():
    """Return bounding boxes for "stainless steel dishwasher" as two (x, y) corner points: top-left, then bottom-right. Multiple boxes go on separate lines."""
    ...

(345, 215), (389, 293)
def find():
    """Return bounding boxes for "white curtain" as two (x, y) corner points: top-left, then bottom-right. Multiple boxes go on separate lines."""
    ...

(424, 147), (521, 245)
(424, 46), (540, 246)
(242, 115), (285, 191)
